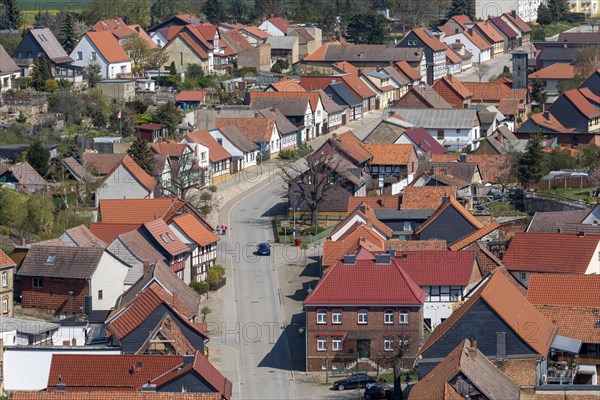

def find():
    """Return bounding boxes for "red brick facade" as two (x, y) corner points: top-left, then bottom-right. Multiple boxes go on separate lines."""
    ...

(21, 277), (88, 316)
(306, 306), (423, 372)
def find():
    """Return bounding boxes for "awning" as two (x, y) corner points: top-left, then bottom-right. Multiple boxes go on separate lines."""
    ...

(551, 335), (582, 354)
(347, 331), (375, 340)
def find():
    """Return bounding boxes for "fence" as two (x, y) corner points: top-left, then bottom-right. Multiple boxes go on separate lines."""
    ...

(273, 215), (341, 244)
(534, 176), (591, 190)
(331, 368), (369, 377)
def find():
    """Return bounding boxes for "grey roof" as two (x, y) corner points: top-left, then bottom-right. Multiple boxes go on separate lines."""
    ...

(0, 317), (59, 335)
(381, 66), (409, 85)
(527, 210), (589, 232)
(322, 45), (423, 64)
(493, 125), (517, 141)
(116, 229), (169, 285)
(250, 96), (310, 116)
(537, 46), (578, 62)
(257, 108), (299, 135)
(266, 36), (298, 50)
(366, 71), (389, 80)
(0, 162), (48, 186)
(18, 245), (105, 279)
(218, 125), (260, 153)
(328, 82), (362, 107)
(28, 28), (73, 64)
(555, 223), (600, 235)
(316, 89), (345, 114)
(478, 110), (497, 125)
(363, 120), (407, 144)
(416, 161), (479, 185)
(374, 209), (433, 220)
(0, 44), (18, 73)
(386, 108), (477, 129)
(61, 225), (106, 248)
(290, 27), (314, 42)
(482, 136), (528, 154)
(62, 157), (98, 183)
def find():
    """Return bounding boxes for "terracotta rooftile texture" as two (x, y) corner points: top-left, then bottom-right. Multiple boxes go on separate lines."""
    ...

(329, 130), (372, 164)
(216, 117), (276, 143)
(120, 155), (157, 192)
(448, 221), (499, 251)
(142, 219), (189, 257)
(410, 27), (447, 52)
(0, 248), (15, 267)
(89, 223), (141, 244)
(401, 186), (457, 210)
(171, 213), (219, 247)
(393, 250), (476, 286)
(361, 143), (414, 165)
(11, 393), (220, 400)
(84, 31), (131, 63)
(503, 232), (600, 274)
(526, 274), (600, 307)
(386, 239), (447, 251)
(535, 305), (600, 343)
(528, 112), (576, 133)
(529, 63), (576, 80)
(563, 88), (600, 119)
(182, 130), (232, 162)
(99, 198), (191, 225)
(347, 196), (401, 212)
(176, 90), (207, 102)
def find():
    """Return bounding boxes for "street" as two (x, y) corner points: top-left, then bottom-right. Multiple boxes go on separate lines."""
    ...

(453, 51), (515, 82)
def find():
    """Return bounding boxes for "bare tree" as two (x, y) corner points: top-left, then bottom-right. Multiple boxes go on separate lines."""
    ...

(475, 62), (491, 83)
(280, 151), (349, 226)
(155, 150), (208, 200)
(574, 45), (600, 80)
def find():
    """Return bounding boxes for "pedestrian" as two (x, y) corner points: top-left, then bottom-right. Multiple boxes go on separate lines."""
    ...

(222, 223), (227, 235)
(216, 225), (221, 235)
(221, 223), (226, 235)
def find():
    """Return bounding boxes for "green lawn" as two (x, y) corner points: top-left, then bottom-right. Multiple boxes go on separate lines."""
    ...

(539, 188), (597, 204)
(532, 22), (585, 40)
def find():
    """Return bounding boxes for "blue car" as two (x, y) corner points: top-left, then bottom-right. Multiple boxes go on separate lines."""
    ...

(256, 242), (271, 255)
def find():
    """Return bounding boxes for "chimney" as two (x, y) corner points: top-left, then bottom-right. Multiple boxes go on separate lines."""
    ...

(143, 261), (151, 275)
(56, 376), (66, 391)
(471, 338), (477, 349)
(19, 238), (26, 246)
(511, 10), (517, 18)
(543, 111), (550, 120)
(459, 153), (467, 162)
(577, 231), (586, 237)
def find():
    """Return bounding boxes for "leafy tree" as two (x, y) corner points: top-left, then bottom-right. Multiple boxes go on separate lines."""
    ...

(83, 62), (102, 88)
(168, 61), (179, 85)
(547, 0), (570, 22)
(253, 0), (282, 20)
(84, 0), (151, 27)
(579, 145), (600, 169)
(536, 3), (552, 25)
(30, 57), (53, 91)
(123, 35), (153, 73)
(152, 101), (183, 137)
(270, 59), (289, 74)
(45, 79), (59, 92)
(0, 0), (21, 30)
(346, 11), (388, 45)
(82, 88), (109, 127)
(48, 89), (83, 125)
(150, 0), (194, 25)
(546, 148), (576, 171)
(59, 13), (78, 54)
(589, 166), (600, 187)
(16, 111), (26, 123)
(0, 187), (27, 227)
(27, 141), (50, 177)
(530, 78), (547, 109)
(557, 78), (583, 94)
(200, 306), (212, 321)
(446, 0), (474, 19)
(25, 192), (55, 234)
(202, 0), (225, 24)
(515, 133), (547, 188)
(145, 48), (169, 71)
(229, 0), (247, 22)
(127, 135), (154, 175)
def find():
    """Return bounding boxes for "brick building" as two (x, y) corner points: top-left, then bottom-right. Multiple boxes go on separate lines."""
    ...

(0, 249), (16, 317)
(304, 254), (426, 372)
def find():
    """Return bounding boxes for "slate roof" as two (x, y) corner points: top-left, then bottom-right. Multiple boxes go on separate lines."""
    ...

(526, 210), (589, 232)
(416, 197), (483, 235)
(503, 232), (600, 273)
(419, 268), (558, 357)
(171, 213), (219, 247)
(249, 95), (310, 117)
(362, 143), (414, 165)
(402, 127), (449, 154)
(327, 82), (362, 106)
(216, 117), (276, 143)
(89, 223), (141, 244)
(527, 274), (600, 308)
(0, 162), (48, 186)
(266, 36), (298, 50)
(389, 108), (478, 129)
(304, 43), (423, 64)
(537, 46), (578, 62)
(18, 246), (104, 279)
(182, 130), (232, 162)
(362, 119), (409, 144)
(0, 44), (19, 73)
(409, 338), (520, 400)
(305, 258), (426, 306)
(381, 65), (409, 86)
(142, 219), (189, 257)
(84, 31), (131, 63)
(217, 125), (260, 153)
(256, 108), (300, 135)
(401, 186), (457, 210)
(557, 32), (600, 42)
(290, 27), (314, 42)
(27, 28), (73, 64)
(394, 251), (476, 286)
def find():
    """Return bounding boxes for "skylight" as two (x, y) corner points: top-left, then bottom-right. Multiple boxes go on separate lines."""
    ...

(160, 234), (169, 244)
(166, 232), (176, 242)
(46, 254), (56, 264)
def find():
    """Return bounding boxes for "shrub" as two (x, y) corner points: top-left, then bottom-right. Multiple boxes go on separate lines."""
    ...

(301, 226), (326, 235)
(278, 149), (297, 160)
(208, 184), (218, 193)
(45, 79), (59, 92)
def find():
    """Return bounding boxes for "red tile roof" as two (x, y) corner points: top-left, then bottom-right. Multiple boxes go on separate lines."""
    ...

(47, 354), (183, 391)
(332, 61), (359, 75)
(401, 186), (457, 210)
(347, 196), (401, 212)
(120, 155), (157, 192)
(329, 130), (372, 164)
(171, 213), (219, 247)
(182, 130), (232, 162)
(82, 153), (126, 176)
(503, 11), (532, 33)
(329, 202), (394, 240)
(362, 143), (415, 165)
(563, 88), (600, 119)
(395, 60), (421, 81)
(172, 32), (208, 59)
(444, 44), (462, 64)
(305, 258), (426, 306)
(84, 31), (131, 63)
(99, 198), (189, 225)
(239, 25), (270, 40)
(268, 78), (306, 92)
(11, 393), (220, 400)
(142, 219), (189, 257)
(451, 15), (472, 28)
(528, 112), (576, 133)
(475, 21), (504, 43)
(463, 29), (491, 50)
(394, 251), (476, 286)
(420, 267), (558, 356)
(0, 248), (15, 267)
(462, 82), (526, 102)
(266, 17), (289, 34)
(340, 74), (377, 99)
(322, 225), (385, 267)
(386, 240), (448, 251)
(216, 117), (276, 143)
(527, 274), (600, 307)
(89, 223), (140, 244)
(433, 75), (472, 100)
(535, 305), (600, 344)
(411, 27), (447, 52)
(176, 90), (207, 102)
(93, 18), (136, 38)
(529, 63), (576, 80)
(503, 232), (600, 273)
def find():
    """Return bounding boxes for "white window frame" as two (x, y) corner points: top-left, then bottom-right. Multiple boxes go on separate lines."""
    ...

(2, 297), (7, 314)
(520, 272), (527, 281)
(76, 51), (82, 60)
(332, 337), (342, 351)
(384, 338), (394, 351)
(317, 337), (327, 351)
(384, 309), (394, 324)
(317, 309), (327, 324)
(400, 310), (409, 324)
(1, 271), (7, 288)
(90, 51), (97, 61)
(332, 310), (342, 324)
(358, 309), (368, 324)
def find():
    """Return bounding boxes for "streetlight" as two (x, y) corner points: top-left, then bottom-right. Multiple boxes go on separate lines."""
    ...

(289, 207), (300, 238)
(68, 290), (74, 317)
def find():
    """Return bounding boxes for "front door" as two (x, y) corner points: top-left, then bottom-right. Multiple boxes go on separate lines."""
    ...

(357, 339), (371, 359)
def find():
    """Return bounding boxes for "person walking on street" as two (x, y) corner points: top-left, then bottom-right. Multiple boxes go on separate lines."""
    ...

(221, 223), (227, 235)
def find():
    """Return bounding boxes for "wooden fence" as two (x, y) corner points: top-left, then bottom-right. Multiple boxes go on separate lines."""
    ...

(534, 176), (591, 190)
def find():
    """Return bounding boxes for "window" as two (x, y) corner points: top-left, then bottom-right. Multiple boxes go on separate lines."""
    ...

(90, 52), (97, 60)
(456, 129), (461, 133)
(1, 272), (7, 288)
(437, 130), (444, 140)
(520, 272), (527, 281)
(384, 309), (394, 324)
(450, 287), (462, 301)
(98, 290), (103, 300)
(332, 310), (342, 324)
(2, 297), (8, 314)
(440, 286), (450, 302)
(358, 309), (368, 324)
(321, 362), (327, 370)
(177, 254), (184, 263)
(32, 278), (43, 288)
(181, 384), (190, 393)
(76, 51), (82, 60)
(120, 65), (126, 73)
(332, 337), (342, 351)
(46, 254), (56, 264)
(403, 221), (411, 231)
(317, 336), (327, 351)
(400, 310), (409, 324)
(317, 309), (327, 324)
(384, 338), (394, 351)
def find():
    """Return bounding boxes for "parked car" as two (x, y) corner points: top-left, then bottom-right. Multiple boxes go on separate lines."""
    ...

(256, 242), (271, 256)
(364, 382), (394, 399)
(332, 374), (376, 391)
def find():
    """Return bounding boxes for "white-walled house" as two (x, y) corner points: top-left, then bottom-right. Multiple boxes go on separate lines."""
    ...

(208, 127), (259, 172)
(388, 108), (481, 151)
(215, 117), (282, 159)
(71, 31), (132, 79)
(0, 45), (20, 92)
(94, 155), (157, 207)
(258, 17), (289, 36)
(181, 130), (233, 183)
(442, 31), (491, 64)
